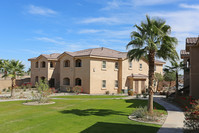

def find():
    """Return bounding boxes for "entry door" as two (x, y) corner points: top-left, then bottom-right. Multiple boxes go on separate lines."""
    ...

(135, 81), (139, 93)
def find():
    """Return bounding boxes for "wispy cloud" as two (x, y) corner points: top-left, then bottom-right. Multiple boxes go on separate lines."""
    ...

(179, 3), (199, 10)
(101, 0), (183, 10)
(35, 37), (66, 45)
(78, 28), (131, 39)
(27, 5), (57, 16)
(78, 29), (103, 34)
(81, 17), (121, 24)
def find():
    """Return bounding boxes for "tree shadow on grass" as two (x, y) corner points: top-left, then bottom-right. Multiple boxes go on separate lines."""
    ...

(59, 109), (126, 116)
(125, 99), (166, 111)
(80, 122), (159, 133)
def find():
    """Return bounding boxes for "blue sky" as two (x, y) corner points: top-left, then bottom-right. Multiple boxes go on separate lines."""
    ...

(0, 0), (199, 70)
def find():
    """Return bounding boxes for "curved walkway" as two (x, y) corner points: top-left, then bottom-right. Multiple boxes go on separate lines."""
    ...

(154, 97), (184, 133)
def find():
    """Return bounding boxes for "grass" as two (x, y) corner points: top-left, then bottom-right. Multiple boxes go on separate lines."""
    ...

(0, 97), (167, 133)
(51, 95), (127, 99)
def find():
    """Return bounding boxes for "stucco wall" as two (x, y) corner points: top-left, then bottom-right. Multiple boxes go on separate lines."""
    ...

(90, 58), (118, 94)
(59, 55), (90, 93)
(190, 47), (199, 98)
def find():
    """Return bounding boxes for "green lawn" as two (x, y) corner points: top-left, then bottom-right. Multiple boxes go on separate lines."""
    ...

(51, 95), (127, 99)
(0, 97), (166, 133)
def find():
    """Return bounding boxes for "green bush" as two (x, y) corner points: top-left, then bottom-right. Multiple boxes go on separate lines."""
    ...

(105, 91), (110, 95)
(31, 79), (52, 103)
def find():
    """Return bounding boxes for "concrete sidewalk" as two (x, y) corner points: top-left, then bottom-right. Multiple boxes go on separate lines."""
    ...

(154, 97), (184, 133)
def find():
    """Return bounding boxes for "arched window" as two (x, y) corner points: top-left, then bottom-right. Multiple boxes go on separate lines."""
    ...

(63, 78), (70, 85)
(41, 61), (46, 68)
(50, 61), (53, 68)
(75, 59), (82, 67)
(75, 78), (82, 86)
(35, 76), (38, 83)
(64, 60), (70, 67)
(41, 76), (45, 82)
(35, 61), (38, 68)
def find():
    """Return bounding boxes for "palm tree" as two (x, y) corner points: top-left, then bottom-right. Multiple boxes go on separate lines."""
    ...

(164, 61), (184, 97)
(2, 60), (25, 97)
(1, 59), (10, 79)
(154, 73), (164, 92)
(126, 15), (178, 114)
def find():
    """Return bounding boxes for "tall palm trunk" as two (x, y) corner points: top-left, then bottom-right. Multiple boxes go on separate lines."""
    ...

(148, 51), (155, 114)
(175, 71), (178, 97)
(11, 78), (15, 97)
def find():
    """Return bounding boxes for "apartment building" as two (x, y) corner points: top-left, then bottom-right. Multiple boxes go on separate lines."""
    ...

(28, 47), (165, 94)
(181, 37), (199, 98)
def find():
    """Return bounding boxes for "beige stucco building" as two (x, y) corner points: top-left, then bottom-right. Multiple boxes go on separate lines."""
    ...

(181, 37), (199, 99)
(28, 47), (165, 94)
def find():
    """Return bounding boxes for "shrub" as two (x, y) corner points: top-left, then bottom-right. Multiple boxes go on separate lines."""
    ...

(31, 79), (52, 103)
(66, 87), (72, 93)
(143, 93), (148, 98)
(128, 90), (134, 96)
(3, 88), (6, 92)
(26, 84), (32, 90)
(133, 106), (148, 118)
(105, 91), (110, 95)
(141, 89), (146, 94)
(132, 106), (164, 122)
(72, 86), (83, 95)
(184, 98), (199, 132)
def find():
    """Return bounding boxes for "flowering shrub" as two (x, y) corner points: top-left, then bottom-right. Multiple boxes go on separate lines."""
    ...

(183, 97), (199, 132)
(72, 86), (83, 95)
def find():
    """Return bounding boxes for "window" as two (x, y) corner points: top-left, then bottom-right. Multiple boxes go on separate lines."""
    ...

(75, 59), (82, 67)
(102, 61), (106, 69)
(139, 63), (142, 70)
(41, 61), (46, 68)
(35, 76), (38, 83)
(115, 62), (119, 69)
(129, 61), (132, 69)
(35, 62), (38, 68)
(75, 78), (82, 86)
(154, 65), (156, 71)
(102, 80), (106, 88)
(64, 60), (70, 67)
(50, 61), (53, 68)
(63, 78), (70, 85)
(41, 76), (45, 82)
(115, 80), (118, 88)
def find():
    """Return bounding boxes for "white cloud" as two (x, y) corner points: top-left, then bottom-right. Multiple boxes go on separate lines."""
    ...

(35, 37), (66, 45)
(81, 17), (121, 24)
(179, 3), (199, 10)
(78, 29), (103, 34)
(27, 5), (57, 16)
(78, 28), (131, 39)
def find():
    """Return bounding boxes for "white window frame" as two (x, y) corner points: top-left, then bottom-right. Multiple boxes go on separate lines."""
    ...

(129, 61), (132, 69)
(139, 63), (142, 70)
(115, 80), (118, 88)
(102, 61), (106, 69)
(102, 80), (106, 88)
(115, 62), (119, 70)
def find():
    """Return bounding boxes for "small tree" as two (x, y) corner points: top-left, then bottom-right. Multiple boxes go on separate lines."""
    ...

(163, 71), (176, 89)
(164, 61), (184, 96)
(32, 79), (52, 103)
(154, 73), (163, 92)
